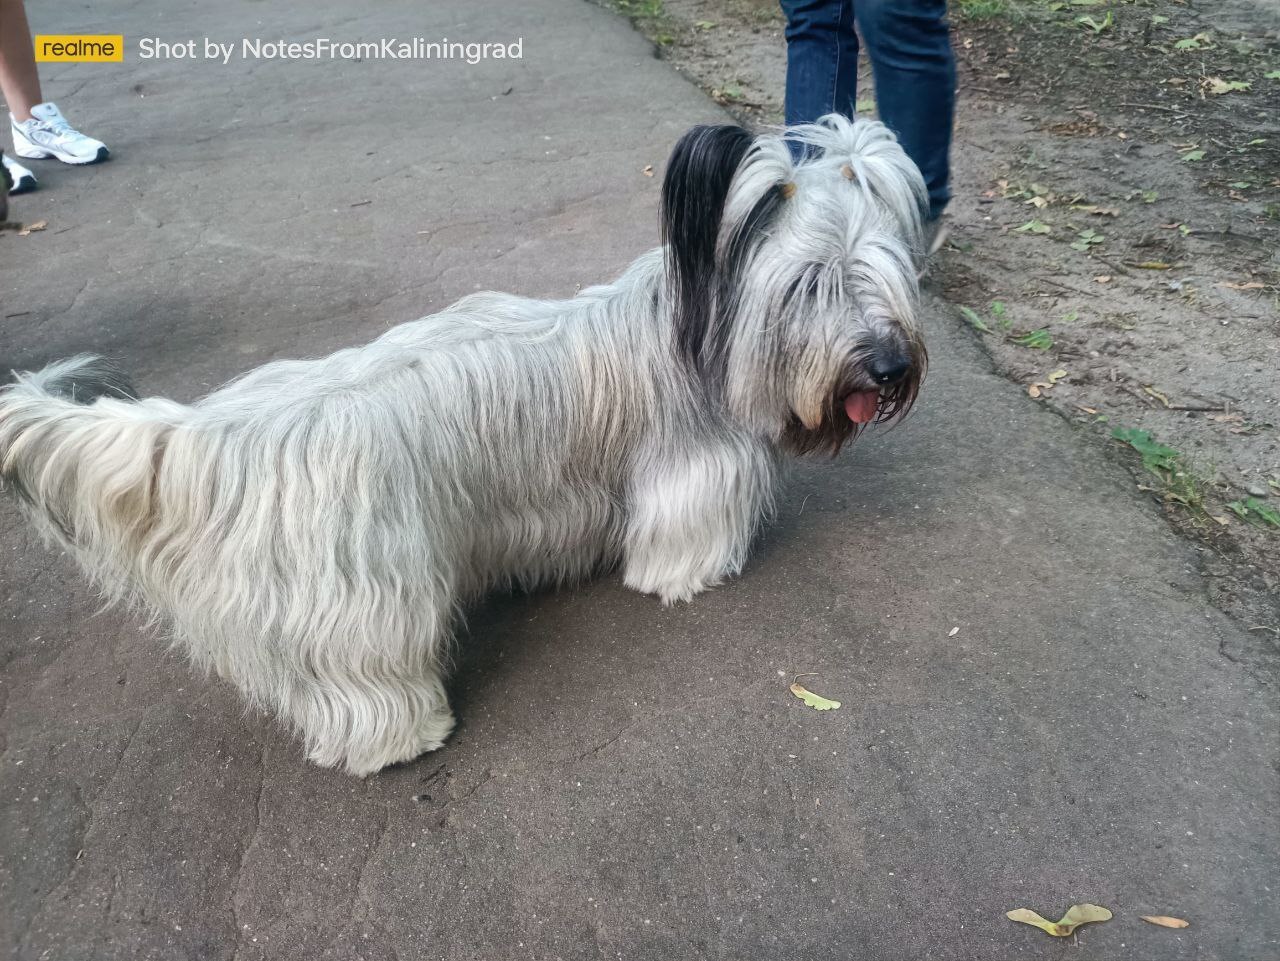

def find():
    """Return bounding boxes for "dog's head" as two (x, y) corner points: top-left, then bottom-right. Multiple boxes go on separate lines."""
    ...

(660, 115), (928, 454)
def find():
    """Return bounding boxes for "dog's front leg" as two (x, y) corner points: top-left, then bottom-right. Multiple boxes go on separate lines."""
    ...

(621, 439), (776, 605)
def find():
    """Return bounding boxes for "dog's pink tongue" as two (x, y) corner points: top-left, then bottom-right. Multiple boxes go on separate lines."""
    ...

(843, 391), (880, 424)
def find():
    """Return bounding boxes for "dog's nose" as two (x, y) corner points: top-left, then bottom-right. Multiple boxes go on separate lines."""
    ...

(870, 351), (911, 385)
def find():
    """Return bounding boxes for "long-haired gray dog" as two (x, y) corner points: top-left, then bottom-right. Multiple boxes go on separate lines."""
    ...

(0, 116), (927, 775)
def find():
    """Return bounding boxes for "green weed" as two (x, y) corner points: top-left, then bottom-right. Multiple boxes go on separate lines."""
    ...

(1012, 328), (1054, 349)
(955, 0), (1010, 19)
(1112, 427), (1212, 513)
(1227, 498), (1280, 529)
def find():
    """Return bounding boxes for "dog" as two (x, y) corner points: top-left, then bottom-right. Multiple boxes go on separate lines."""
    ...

(0, 115), (927, 775)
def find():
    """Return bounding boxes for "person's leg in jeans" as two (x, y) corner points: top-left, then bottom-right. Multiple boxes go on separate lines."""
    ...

(855, 0), (955, 221)
(779, 0), (955, 222)
(780, 0), (859, 136)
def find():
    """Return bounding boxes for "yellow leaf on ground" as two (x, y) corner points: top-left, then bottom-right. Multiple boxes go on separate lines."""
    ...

(1204, 77), (1250, 95)
(1007, 904), (1112, 937)
(1142, 915), (1190, 928)
(789, 680), (840, 711)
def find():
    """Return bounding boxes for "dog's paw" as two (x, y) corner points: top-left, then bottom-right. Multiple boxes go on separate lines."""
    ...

(658, 580), (707, 605)
(414, 704), (456, 754)
(624, 569), (720, 606)
(334, 705), (457, 777)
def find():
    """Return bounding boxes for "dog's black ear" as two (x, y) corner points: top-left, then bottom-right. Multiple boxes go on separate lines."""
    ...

(661, 124), (755, 370)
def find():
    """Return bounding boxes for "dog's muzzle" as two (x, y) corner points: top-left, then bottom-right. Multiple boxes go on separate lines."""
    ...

(842, 340), (916, 424)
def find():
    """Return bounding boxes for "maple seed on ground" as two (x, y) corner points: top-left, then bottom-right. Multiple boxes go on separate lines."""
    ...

(790, 674), (841, 711)
(1142, 915), (1190, 929)
(1007, 903), (1113, 937)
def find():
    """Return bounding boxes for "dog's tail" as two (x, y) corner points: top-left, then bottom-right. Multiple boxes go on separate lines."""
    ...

(0, 356), (187, 594)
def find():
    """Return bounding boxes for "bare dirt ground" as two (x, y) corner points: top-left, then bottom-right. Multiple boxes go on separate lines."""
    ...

(602, 0), (1280, 634)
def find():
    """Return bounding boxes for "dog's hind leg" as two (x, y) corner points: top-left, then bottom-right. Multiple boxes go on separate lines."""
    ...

(621, 436), (778, 605)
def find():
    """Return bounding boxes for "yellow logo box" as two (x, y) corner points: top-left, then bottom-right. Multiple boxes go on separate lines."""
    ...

(34, 35), (125, 62)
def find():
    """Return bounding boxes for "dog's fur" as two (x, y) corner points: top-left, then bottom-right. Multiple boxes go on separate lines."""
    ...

(0, 116), (927, 775)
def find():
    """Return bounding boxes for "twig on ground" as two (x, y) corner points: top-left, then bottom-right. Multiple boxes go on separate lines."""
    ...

(1119, 102), (1190, 115)
(1032, 275), (1102, 298)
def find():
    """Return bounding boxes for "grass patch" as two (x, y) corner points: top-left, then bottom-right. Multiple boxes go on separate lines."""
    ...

(955, 0), (1011, 19)
(1227, 498), (1280, 529)
(1112, 427), (1213, 514)
(614, 0), (664, 17)
(960, 302), (1057, 350)
(1011, 328), (1053, 349)
(959, 300), (1015, 333)
(604, 0), (677, 44)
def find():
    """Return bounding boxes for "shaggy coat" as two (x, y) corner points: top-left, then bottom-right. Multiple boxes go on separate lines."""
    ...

(0, 116), (927, 774)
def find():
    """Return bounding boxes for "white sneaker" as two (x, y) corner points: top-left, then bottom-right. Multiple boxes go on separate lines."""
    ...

(2, 152), (37, 194)
(11, 102), (109, 165)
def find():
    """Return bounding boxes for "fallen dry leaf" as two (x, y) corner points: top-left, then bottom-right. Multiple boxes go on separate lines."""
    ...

(1128, 261), (1172, 270)
(790, 676), (841, 711)
(1076, 405), (1099, 415)
(1094, 275), (1112, 283)
(1028, 370), (1068, 398)
(17, 219), (48, 237)
(1142, 915), (1190, 929)
(1204, 77), (1251, 95)
(641, 164), (654, 177)
(1071, 204), (1119, 217)
(1144, 386), (1172, 407)
(1008, 904), (1113, 937)
(1215, 281), (1264, 290)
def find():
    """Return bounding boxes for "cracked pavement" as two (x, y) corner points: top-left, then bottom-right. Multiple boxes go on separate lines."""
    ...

(2, 0), (1278, 959)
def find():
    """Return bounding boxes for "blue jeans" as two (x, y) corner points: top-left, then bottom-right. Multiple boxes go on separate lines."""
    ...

(780, 0), (955, 219)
